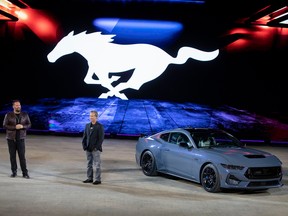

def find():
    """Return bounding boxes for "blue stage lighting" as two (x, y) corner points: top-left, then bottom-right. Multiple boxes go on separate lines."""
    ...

(93, 18), (183, 45)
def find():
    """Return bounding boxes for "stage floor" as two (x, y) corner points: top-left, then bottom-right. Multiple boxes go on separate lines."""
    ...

(0, 134), (287, 216)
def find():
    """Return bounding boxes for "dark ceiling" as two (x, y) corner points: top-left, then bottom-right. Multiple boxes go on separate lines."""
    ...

(2, 0), (288, 29)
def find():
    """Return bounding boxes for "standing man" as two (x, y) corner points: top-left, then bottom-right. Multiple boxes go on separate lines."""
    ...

(82, 110), (104, 185)
(3, 99), (31, 179)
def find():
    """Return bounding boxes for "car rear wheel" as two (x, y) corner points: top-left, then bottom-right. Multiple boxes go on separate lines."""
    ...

(201, 163), (221, 193)
(140, 151), (157, 176)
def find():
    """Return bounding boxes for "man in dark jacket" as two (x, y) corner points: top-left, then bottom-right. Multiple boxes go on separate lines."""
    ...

(82, 110), (104, 185)
(3, 99), (31, 178)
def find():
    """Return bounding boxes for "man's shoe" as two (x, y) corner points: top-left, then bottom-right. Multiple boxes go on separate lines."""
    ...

(93, 180), (101, 185)
(23, 174), (30, 179)
(83, 179), (93, 183)
(10, 173), (17, 178)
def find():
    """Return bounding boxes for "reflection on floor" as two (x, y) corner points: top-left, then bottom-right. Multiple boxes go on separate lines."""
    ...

(0, 97), (288, 143)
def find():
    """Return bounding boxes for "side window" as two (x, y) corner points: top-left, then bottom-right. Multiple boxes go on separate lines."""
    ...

(169, 133), (179, 144)
(177, 134), (189, 144)
(160, 133), (169, 142)
(169, 132), (189, 145)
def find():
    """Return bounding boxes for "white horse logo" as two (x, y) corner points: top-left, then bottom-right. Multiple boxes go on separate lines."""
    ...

(47, 31), (219, 99)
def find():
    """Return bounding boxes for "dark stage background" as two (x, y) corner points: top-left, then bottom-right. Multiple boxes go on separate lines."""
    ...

(0, 0), (287, 143)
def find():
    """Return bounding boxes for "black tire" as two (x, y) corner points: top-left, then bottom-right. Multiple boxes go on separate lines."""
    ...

(201, 163), (221, 193)
(140, 151), (157, 176)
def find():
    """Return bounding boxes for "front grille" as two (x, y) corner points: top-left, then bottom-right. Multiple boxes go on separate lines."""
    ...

(245, 166), (282, 179)
(248, 180), (281, 187)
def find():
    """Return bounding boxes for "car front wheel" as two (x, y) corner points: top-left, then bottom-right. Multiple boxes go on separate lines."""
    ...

(201, 163), (221, 193)
(140, 151), (157, 176)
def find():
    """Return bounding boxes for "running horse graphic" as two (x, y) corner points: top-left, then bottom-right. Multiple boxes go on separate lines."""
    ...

(47, 31), (219, 99)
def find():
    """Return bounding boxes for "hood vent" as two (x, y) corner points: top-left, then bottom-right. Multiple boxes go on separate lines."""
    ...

(244, 155), (265, 158)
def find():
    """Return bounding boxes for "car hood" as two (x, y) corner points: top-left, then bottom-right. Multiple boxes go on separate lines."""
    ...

(205, 147), (282, 167)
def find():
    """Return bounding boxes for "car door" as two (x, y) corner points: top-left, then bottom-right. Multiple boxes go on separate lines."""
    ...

(161, 132), (196, 180)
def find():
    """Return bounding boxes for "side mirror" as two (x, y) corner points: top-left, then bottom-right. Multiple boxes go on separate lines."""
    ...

(179, 142), (191, 148)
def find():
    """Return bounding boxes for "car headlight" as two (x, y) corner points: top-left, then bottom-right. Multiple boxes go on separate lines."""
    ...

(221, 163), (244, 170)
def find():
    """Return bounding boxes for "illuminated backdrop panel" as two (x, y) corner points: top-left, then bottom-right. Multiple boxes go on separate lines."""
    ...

(0, 0), (287, 142)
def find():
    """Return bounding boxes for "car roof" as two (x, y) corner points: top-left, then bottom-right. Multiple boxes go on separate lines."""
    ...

(141, 127), (229, 138)
(166, 127), (226, 134)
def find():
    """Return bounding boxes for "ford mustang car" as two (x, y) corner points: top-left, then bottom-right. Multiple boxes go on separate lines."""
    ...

(135, 128), (283, 193)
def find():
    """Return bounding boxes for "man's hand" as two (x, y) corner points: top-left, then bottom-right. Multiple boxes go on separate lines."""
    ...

(16, 124), (23, 129)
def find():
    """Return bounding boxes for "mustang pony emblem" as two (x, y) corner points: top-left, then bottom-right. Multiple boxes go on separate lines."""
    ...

(47, 31), (219, 99)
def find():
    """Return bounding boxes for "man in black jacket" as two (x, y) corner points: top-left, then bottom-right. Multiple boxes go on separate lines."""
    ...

(82, 110), (104, 185)
(3, 99), (31, 179)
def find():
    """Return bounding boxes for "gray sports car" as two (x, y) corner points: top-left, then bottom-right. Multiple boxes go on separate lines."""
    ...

(135, 128), (283, 193)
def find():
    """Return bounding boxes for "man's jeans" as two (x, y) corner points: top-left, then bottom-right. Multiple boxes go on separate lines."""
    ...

(86, 150), (101, 181)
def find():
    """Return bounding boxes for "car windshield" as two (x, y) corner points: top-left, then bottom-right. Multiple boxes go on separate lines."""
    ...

(191, 131), (243, 148)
